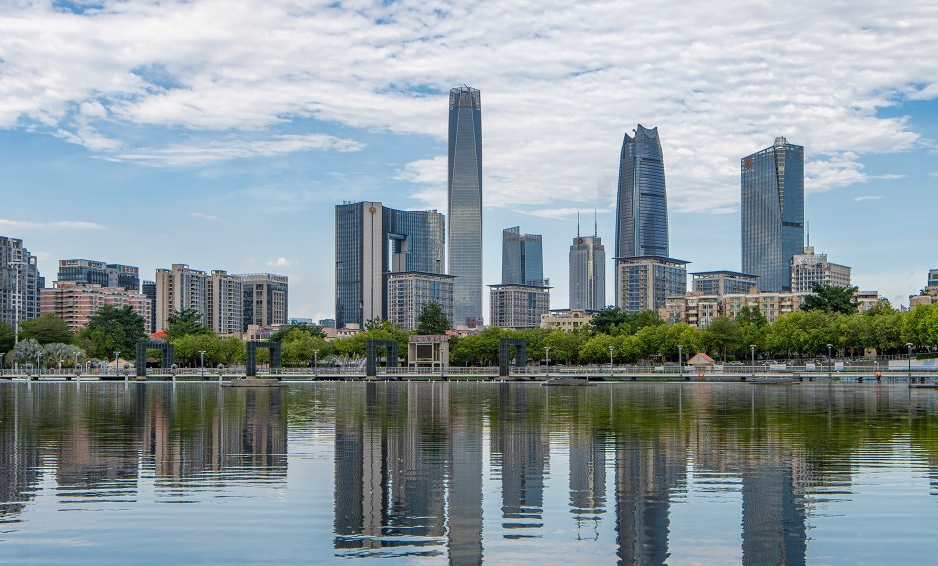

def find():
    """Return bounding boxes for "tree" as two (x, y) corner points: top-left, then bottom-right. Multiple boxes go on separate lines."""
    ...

(802, 283), (859, 315)
(590, 306), (628, 335)
(166, 308), (212, 339)
(80, 305), (147, 360)
(701, 317), (741, 361)
(0, 322), (14, 355)
(12, 338), (42, 364)
(736, 306), (767, 328)
(269, 322), (326, 342)
(19, 313), (72, 345)
(416, 301), (451, 335)
(42, 343), (85, 367)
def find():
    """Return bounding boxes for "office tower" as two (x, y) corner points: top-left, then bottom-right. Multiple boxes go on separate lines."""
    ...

(615, 124), (669, 260)
(318, 318), (337, 329)
(387, 272), (455, 331)
(502, 226), (545, 286)
(569, 214), (606, 310)
(155, 264), (208, 332)
(141, 280), (157, 334)
(448, 86), (483, 328)
(207, 270), (243, 335)
(789, 247), (851, 293)
(691, 271), (759, 295)
(57, 259), (139, 291)
(741, 137), (805, 292)
(615, 256), (687, 313)
(488, 284), (551, 329)
(237, 273), (288, 330)
(335, 201), (446, 329)
(0, 236), (44, 329)
(40, 281), (152, 333)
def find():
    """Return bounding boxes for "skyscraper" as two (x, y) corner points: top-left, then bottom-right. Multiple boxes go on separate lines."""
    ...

(615, 124), (668, 260)
(57, 259), (140, 291)
(0, 236), (44, 331)
(335, 201), (445, 329)
(741, 137), (805, 292)
(569, 214), (606, 311)
(237, 273), (289, 331)
(501, 226), (545, 286)
(155, 263), (208, 332)
(448, 86), (483, 328)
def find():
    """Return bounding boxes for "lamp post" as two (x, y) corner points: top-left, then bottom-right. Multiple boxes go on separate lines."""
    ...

(827, 344), (833, 377)
(750, 344), (756, 380)
(544, 347), (550, 378)
(678, 345), (684, 380)
(36, 352), (42, 379)
(608, 345), (614, 378)
(199, 350), (206, 379)
(907, 342), (914, 380)
(114, 352), (120, 376)
(0, 353), (4, 378)
(314, 349), (319, 378)
(58, 359), (63, 375)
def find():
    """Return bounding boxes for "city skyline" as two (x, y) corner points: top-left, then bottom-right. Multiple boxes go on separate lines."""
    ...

(1, 1), (938, 318)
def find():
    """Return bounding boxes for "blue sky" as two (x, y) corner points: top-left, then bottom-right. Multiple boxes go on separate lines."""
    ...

(1, 0), (937, 320)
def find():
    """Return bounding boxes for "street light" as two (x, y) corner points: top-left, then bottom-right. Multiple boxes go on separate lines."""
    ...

(907, 342), (914, 380)
(35, 351), (42, 379)
(114, 351), (121, 376)
(314, 349), (319, 378)
(749, 344), (756, 380)
(678, 345), (684, 380)
(608, 345), (614, 372)
(544, 347), (550, 378)
(0, 353), (4, 378)
(199, 350), (206, 379)
(827, 344), (833, 377)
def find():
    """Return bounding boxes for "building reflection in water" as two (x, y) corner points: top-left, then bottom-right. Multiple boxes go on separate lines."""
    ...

(567, 391), (606, 538)
(741, 458), (807, 566)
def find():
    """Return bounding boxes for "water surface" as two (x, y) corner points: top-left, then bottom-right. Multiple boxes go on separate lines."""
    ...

(2, 381), (938, 565)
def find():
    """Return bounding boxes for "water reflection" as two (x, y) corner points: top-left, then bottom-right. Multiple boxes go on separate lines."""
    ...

(4, 382), (938, 564)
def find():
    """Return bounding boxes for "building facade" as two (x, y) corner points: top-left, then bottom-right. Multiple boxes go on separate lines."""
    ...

(208, 270), (244, 335)
(387, 272), (455, 331)
(334, 201), (445, 329)
(489, 284), (551, 329)
(238, 273), (288, 330)
(666, 291), (808, 327)
(502, 226), (545, 286)
(448, 86), (483, 328)
(40, 281), (152, 333)
(155, 264), (208, 332)
(569, 232), (606, 312)
(0, 236), (44, 329)
(540, 309), (594, 331)
(741, 137), (805, 292)
(615, 125), (669, 260)
(790, 247), (851, 293)
(692, 271), (758, 296)
(616, 256), (688, 313)
(57, 259), (140, 291)
(142, 280), (157, 334)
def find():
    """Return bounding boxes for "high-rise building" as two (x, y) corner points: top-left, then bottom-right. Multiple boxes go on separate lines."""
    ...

(790, 246), (851, 293)
(448, 86), (483, 328)
(615, 256), (688, 313)
(142, 280), (157, 334)
(569, 216), (605, 311)
(0, 236), (44, 330)
(41, 281), (152, 333)
(57, 259), (140, 291)
(387, 272), (455, 331)
(929, 268), (938, 289)
(155, 264), (208, 332)
(615, 124), (669, 260)
(692, 271), (759, 295)
(502, 227), (545, 286)
(489, 284), (551, 329)
(238, 273), (288, 330)
(335, 201), (445, 329)
(208, 270), (244, 335)
(741, 137), (805, 292)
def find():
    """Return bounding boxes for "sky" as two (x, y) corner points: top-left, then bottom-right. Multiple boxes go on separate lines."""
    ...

(1, 0), (937, 321)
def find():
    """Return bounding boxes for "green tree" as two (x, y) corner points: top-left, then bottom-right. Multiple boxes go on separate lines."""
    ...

(13, 338), (42, 364)
(802, 283), (859, 315)
(589, 306), (628, 335)
(416, 301), (451, 335)
(701, 317), (741, 361)
(0, 322), (14, 355)
(166, 308), (212, 339)
(736, 306), (768, 328)
(19, 313), (72, 345)
(269, 322), (326, 342)
(79, 305), (147, 360)
(42, 343), (85, 367)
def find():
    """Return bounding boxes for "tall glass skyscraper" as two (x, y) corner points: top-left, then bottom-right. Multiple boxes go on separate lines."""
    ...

(335, 202), (445, 329)
(741, 137), (804, 292)
(615, 124), (669, 259)
(569, 218), (605, 311)
(448, 86), (483, 328)
(501, 226), (545, 286)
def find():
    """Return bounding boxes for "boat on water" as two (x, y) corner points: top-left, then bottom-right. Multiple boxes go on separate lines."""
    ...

(542, 376), (591, 387)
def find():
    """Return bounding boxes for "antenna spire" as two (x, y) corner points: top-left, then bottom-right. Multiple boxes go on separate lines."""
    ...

(594, 209), (598, 237)
(577, 210), (581, 238)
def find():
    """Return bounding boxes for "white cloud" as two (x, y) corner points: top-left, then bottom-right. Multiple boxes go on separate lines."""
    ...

(0, 0), (937, 212)
(854, 195), (883, 202)
(189, 212), (220, 221)
(266, 257), (294, 267)
(0, 219), (105, 230)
